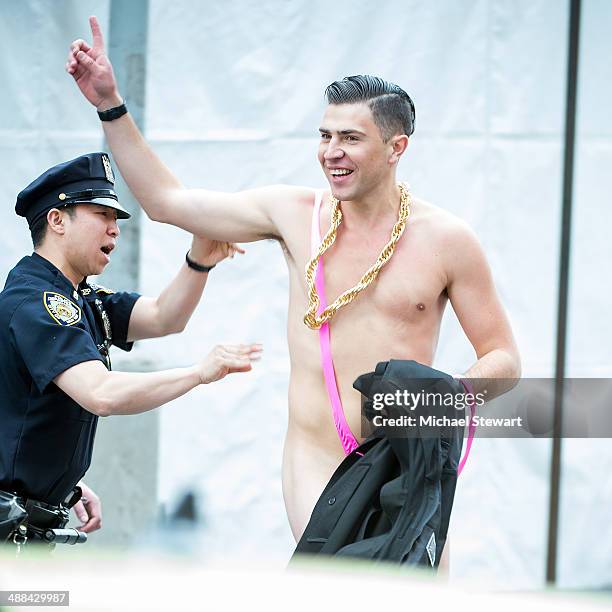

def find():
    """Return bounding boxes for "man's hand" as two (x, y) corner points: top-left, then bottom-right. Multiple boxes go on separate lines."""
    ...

(199, 344), (263, 384)
(73, 481), (102, 533)
(66, 16), (122, 111)
(189, 236), (246, 268)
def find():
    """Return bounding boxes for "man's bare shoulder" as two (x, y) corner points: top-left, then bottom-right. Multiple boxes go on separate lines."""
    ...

(410, 195), (478, 245)
(411, 196), (490, 288)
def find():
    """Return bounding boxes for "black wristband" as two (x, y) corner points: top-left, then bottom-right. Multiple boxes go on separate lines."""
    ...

(97, 103), (128, 122)
(185, 251), (216, 273)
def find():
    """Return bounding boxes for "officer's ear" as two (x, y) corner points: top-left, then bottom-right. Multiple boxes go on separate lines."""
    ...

(46, 208), (68, 236)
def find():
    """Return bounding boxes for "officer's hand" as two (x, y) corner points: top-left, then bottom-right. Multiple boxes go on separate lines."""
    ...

(66, 16), (121, 110)
(198, 344), (263, 384)
(189, 237), (246, 268)
(73, 481), (102, 533)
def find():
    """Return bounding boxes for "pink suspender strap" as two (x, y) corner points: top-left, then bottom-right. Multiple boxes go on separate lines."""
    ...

(311, 191), (360, 456)
(457, 379), (476, 475)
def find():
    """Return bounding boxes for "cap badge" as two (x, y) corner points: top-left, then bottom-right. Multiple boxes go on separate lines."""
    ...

(102, 154), (115, 184)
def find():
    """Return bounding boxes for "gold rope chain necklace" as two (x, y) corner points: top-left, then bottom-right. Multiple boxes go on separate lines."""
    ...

(304, 183), (412, 330)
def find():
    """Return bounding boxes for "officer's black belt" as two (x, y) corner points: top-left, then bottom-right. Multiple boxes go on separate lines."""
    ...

(0, 487), (87, 548)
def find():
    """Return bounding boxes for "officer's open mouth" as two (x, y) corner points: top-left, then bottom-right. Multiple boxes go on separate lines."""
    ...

(100, 245), (114, 255)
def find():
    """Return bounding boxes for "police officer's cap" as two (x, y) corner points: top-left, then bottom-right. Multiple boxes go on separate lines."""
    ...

(15, 152), (131, 228)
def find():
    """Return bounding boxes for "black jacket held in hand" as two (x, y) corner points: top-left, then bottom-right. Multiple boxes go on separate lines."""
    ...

(292, 360), (465, 569)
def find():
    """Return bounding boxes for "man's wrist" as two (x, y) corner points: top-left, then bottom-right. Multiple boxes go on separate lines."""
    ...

(187, 246), (217, 266)
(185, 250), (216, 272)
(190, 365), (205, 386)
(97, 94), (124, 113)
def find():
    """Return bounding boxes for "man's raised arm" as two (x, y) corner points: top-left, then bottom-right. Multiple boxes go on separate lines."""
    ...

(66, 16), (295, 243)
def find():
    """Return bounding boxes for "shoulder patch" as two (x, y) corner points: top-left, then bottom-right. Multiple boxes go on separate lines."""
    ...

(89, 283), (115, 295)
(43, 291), (82, 326)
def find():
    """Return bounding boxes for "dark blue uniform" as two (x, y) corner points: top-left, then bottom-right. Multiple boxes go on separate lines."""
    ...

(0, 253), (139, 505)
(1, 151), (136, 509)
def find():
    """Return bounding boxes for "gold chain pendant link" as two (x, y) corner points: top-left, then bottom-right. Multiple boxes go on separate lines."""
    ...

(303, 183), (412, 330)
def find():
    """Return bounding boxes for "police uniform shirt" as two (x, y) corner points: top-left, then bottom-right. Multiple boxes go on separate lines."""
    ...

(0, 252), (140, 505)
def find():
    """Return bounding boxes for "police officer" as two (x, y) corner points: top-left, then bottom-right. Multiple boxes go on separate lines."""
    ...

(0, 152), (262, 550)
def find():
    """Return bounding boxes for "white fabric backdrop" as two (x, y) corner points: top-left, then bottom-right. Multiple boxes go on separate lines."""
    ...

(0, 0), (610, 589)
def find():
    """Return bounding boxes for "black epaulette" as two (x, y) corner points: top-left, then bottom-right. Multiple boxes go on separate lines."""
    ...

(88, 283), (115, 295)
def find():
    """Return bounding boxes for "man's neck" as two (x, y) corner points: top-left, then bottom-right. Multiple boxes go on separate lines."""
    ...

(34, 246), (82, 289)
(339, 180), (403, 232)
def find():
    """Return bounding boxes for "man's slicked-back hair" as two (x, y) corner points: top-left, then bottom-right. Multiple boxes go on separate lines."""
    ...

(325, 75), (416, 142)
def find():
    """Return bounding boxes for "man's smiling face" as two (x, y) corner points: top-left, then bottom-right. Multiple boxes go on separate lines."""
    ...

(318, 102), (396, 203)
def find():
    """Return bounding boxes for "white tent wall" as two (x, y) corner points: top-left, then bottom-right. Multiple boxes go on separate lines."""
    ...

(0, 2), (112, 276)
(0, 0), (609, 590)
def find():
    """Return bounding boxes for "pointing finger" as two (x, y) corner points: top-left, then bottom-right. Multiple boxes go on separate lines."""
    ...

(90, 15), (105, 49)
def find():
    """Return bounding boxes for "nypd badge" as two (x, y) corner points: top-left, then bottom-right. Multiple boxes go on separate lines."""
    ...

(43, 292), (82, 326)
(95, 298), (113, 342)
(101, 154), (115, 185)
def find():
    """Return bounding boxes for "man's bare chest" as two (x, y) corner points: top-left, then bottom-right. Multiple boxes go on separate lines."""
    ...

(313, 229), (448, 322)
(281, 196), (448, 316)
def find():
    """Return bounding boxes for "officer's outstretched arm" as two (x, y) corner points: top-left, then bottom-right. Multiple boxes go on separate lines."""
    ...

(53, 343), (262, 416)
(127, 236), (244, 341)
(66, 17), (309, 243)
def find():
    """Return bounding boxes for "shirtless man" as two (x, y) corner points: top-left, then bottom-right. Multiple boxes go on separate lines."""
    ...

(67, 17), (521, 556)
